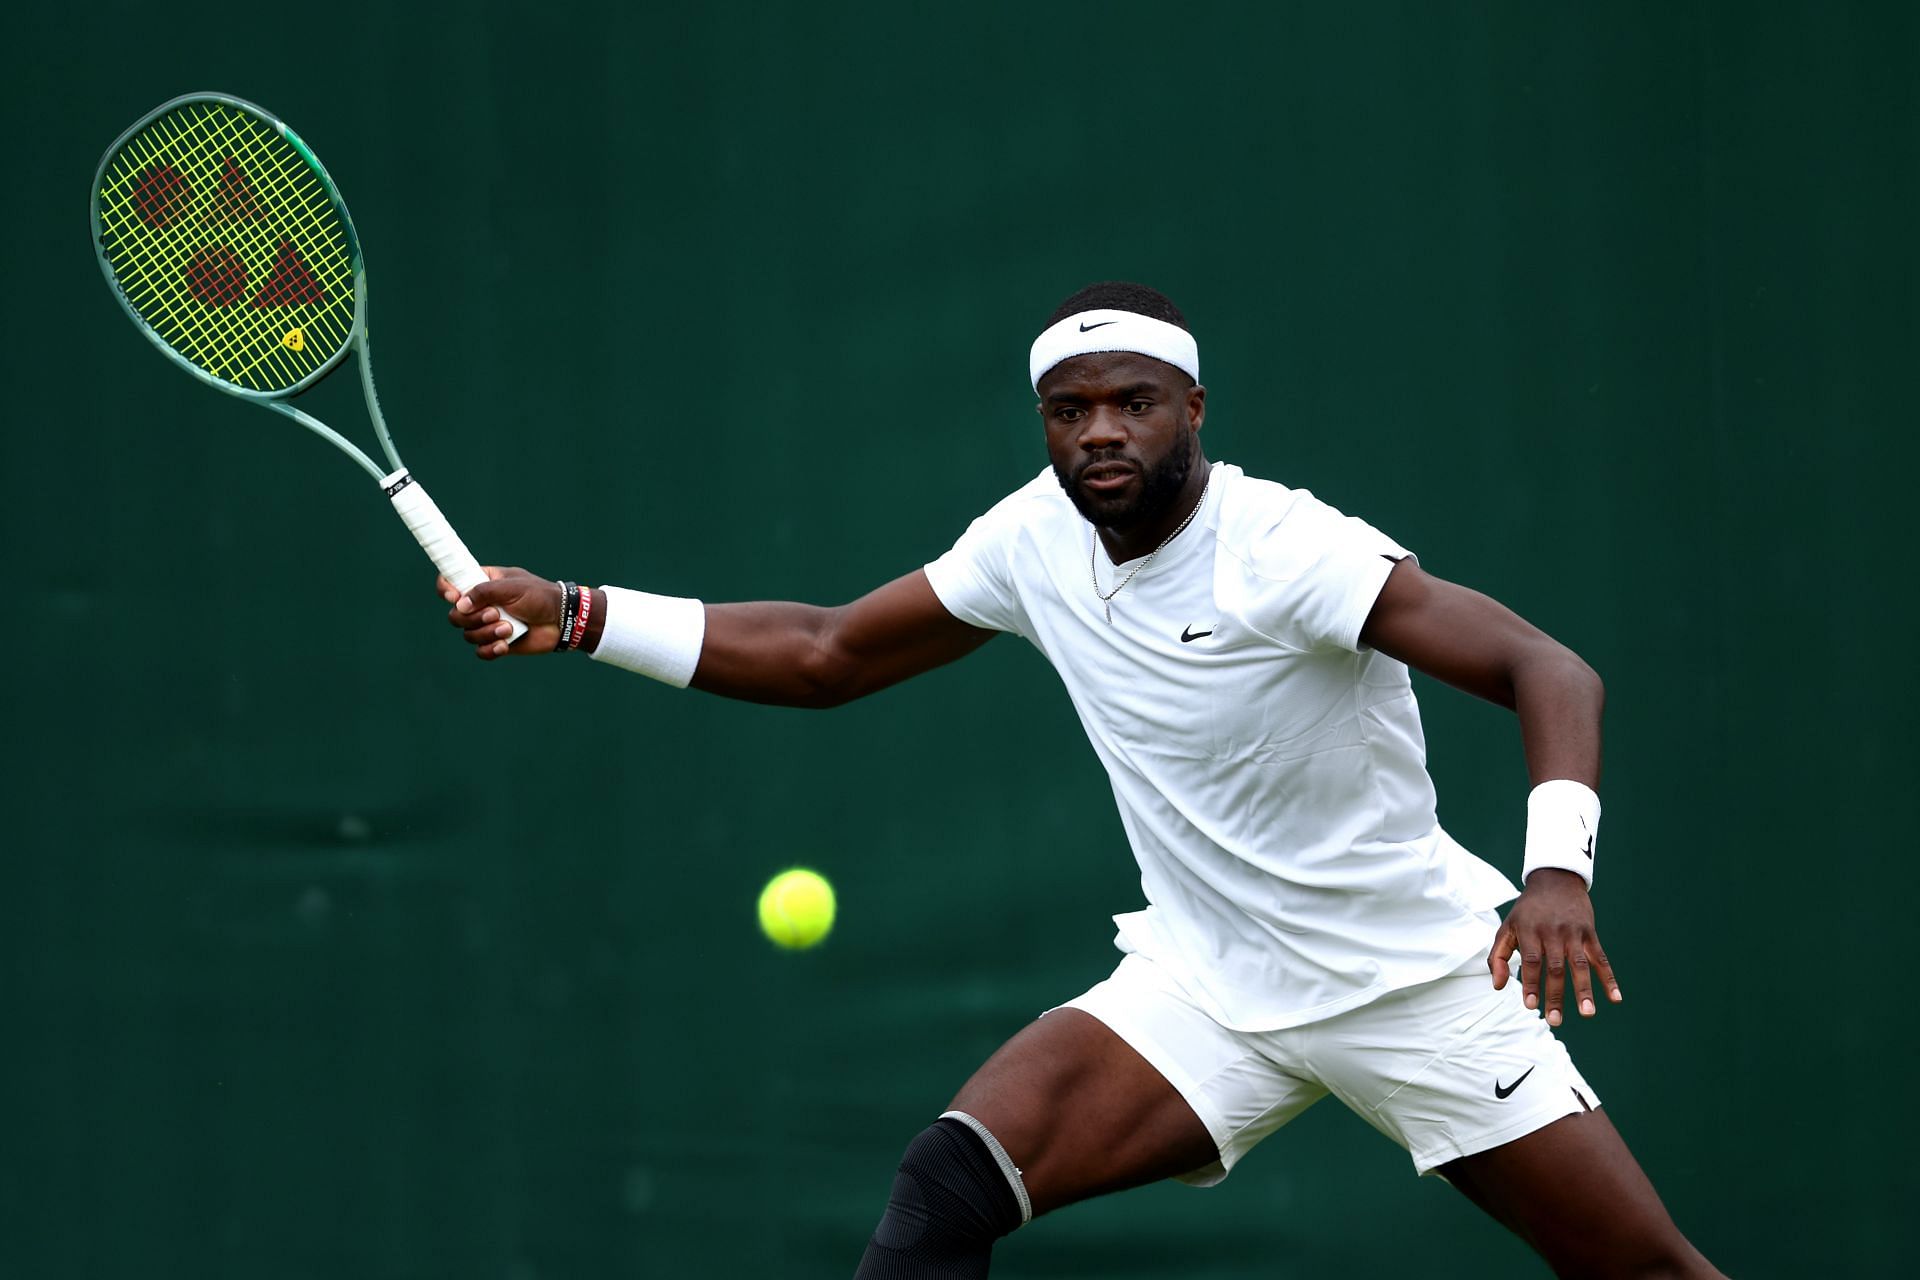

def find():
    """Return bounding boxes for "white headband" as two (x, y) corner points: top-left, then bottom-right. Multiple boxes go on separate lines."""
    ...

(1029, 309), (1200, 392)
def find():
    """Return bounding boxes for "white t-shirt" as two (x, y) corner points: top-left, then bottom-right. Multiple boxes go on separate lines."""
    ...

(924, 461), (1519, 1031)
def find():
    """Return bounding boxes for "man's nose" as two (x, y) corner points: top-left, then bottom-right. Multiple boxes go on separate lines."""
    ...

(1077, 407), (1128, 449)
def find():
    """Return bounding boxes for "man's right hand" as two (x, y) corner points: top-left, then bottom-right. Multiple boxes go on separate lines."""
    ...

(439, 567), (564, 659)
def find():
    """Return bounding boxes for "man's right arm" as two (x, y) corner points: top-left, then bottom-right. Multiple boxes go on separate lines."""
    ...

(445, 568), (995, 709)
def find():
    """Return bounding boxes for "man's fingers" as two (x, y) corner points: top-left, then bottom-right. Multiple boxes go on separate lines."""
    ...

(1541, 946), (1568, 1027)
(1592, 944), (1623, 1003)
(1570, 947), (1597, 1018)
(436, 566), (548, 662)
(1487, 923), (1516, 989)
(434, 570), (501, 605)
(458, 589), (502, 618)
(463, 619), (511, 646)
(466, 572), (539, 618)
(1503, 881), (1616, 1025)
(470, 630), (514, 660)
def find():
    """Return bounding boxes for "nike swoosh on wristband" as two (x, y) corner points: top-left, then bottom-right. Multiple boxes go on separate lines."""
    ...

(1494, 1067), (1536, 1100)
(1079, 320), (1118, 332)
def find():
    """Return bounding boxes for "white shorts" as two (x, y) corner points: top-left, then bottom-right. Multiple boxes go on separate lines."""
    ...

(1061, 949), (1599, 1184)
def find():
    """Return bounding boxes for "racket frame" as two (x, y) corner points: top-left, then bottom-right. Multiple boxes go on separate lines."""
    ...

(91, 91), (398, 482)
(93, 92), (526, 641)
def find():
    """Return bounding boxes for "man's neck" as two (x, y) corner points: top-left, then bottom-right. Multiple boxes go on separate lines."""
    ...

(1096, 462), (1212, 563)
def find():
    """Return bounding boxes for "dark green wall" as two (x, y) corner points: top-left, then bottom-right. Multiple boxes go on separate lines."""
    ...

(6, 2), (1912, 1276)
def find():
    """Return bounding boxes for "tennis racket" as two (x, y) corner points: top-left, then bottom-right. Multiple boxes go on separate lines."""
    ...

(91, 92), (526, 642)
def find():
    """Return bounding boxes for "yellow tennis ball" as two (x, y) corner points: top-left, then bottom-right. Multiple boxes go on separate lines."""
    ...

(757, 868), (836, 950)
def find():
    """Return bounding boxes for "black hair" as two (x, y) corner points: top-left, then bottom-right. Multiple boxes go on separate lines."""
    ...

(1046, 281), (1188, 330)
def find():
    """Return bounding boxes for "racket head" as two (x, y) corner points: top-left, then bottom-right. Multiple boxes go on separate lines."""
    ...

(92, 93), (363, 400)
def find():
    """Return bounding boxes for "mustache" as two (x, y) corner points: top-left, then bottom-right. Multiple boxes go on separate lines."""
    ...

(1072, 452), (1139, 482)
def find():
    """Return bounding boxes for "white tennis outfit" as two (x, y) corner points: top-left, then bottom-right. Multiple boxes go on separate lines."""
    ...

(924, 461), (1596, 1180)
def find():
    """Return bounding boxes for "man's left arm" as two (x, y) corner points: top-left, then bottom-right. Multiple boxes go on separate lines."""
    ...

(1357, 557), (1622, 1027)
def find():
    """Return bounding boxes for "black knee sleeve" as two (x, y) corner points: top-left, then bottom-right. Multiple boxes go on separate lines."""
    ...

(853, 1117), (1026, 1279)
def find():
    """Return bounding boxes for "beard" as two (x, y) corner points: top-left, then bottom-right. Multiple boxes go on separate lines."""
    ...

(1055, 429), (1196, 533)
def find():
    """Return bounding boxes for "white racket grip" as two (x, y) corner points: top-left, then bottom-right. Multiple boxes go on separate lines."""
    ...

(383, 469), (528, 642)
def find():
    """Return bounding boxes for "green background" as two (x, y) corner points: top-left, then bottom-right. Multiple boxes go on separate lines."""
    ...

(5, 2), (1912, 1276)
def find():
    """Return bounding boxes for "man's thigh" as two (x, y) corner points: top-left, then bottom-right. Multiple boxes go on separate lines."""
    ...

(946, 1008), (1218, 1217)
(948, 955), (1322, 1216)
(1440, 1111), (1724, 1279)
(1302, 959), (1725, 1277)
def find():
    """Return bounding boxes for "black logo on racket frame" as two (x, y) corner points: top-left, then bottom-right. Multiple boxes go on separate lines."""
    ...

(383, 471), (415, 498)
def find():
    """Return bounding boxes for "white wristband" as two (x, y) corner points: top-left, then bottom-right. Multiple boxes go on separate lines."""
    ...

(1522, 779), (1600, 889)
(589, 586), (706, 687)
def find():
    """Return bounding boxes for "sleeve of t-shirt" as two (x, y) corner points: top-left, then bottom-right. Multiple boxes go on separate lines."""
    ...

(923, 498), (1031, 637)
(1247, 497), (1412, 654)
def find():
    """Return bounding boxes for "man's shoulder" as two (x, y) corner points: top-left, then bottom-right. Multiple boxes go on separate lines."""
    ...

(1212, 464), (1304, 522)
(1211, 465), (1379, 579)
(930, 468), (1079, 579)
(971, 467), (1076, 528)
(1211, 464), (1314, 551)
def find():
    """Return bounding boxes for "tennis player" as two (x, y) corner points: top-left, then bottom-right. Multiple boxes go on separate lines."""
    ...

(442, 283), (1726, 1278)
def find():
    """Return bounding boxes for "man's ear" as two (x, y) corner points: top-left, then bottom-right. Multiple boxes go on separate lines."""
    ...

(1188, 383), (1207, 432)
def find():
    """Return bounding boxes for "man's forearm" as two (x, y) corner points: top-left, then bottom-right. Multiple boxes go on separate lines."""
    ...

(581, 570), (995, 709)
(1509, 645), (1605, 788)
(581, 589), (849, 707)
(691, 600), (860, 707)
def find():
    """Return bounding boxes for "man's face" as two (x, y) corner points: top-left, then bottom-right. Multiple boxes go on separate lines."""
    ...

(1038, 352), (1206, 532)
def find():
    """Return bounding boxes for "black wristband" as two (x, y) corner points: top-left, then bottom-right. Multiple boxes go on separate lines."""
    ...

(556, 580), (579, 649)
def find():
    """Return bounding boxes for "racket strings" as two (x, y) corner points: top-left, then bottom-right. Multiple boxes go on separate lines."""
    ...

(107, 105), (346, 381)
(107, 104), (349, 385)
(105, 111), (343, 387)
(98, 101), (356, 393)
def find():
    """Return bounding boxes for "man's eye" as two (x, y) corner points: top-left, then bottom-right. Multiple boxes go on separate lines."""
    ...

(1127, 401), (1151, 413)
(1056, 408), (1084, 422)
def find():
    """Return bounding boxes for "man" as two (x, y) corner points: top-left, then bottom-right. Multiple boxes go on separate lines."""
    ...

(442, 283), (1725, 1278)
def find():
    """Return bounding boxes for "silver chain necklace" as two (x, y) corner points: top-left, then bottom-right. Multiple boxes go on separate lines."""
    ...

(1090, 473), (1210, 624)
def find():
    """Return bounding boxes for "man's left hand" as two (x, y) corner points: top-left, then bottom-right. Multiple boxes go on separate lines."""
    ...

(1488, 869), (1622, 1027)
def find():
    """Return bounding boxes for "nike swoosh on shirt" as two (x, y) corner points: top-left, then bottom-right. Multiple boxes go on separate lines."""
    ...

(1494, 1067), (1536, 1100)
(1180, 626), (1214, 643)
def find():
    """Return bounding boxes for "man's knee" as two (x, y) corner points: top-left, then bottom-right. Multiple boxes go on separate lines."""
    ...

(854, 1115), (1030, 1279)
